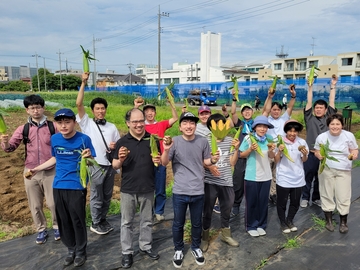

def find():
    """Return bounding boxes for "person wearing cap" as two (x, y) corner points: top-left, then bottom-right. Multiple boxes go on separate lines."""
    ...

(230, 96), (259, 217)
(113, 108), (161, 268)
(301, 75), (338, 208)
(134, 98), (179, 222)
(239, 115), (276, 237)
(76, 72), (121, 235)
(274, 120), (308, 234)
(0, 94), (59, 245)
(30, 108), (96, 267)
(161, 112), (220, 268)
(254, 95), (261, 111)
(201, 113), (240, 252)
(262, 84), (296, 205)
(195, 105), (212, 137)
(314, 113), (358, 233)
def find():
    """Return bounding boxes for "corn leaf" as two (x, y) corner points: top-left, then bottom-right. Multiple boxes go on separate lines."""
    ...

(249, 133), (264, 157)
(277, 135), (294, 163)
(80, 45), (97, 72)
(230, 126), (242, 152)
(210, 119), (231, 140)
(149, 134), (160, 167)
(0, 113), (8, 134)
(308, 66), (321, 86)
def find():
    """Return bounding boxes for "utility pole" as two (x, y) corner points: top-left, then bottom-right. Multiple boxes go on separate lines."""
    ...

(158, 5), (169, 97)
(43, 57), (47, 92)
(29, 63), (33, 91)
(127, 62), (134, 85)
(93, 35), (102, 91)
(56, 50), (64, 91)
(310, 37), (316, 56)
(31, 53), (41, 91)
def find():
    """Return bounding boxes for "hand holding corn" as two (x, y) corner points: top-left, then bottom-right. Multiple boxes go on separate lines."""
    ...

(267, 143), (276, 152)
(231, 138), (240, 151)
(82, 72), (89, 83)
(151, 154), (161, 166)
(211, 150), (220, 164)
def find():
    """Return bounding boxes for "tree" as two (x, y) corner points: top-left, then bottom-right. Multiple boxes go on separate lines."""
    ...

(0, 80), (30, 92)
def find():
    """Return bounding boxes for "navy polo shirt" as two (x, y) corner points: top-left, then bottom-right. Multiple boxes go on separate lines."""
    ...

(114, 131), (155, 194)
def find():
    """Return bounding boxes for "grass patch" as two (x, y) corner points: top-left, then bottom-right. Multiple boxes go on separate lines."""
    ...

(183, 220), (192, 243)
(0, 220), (34, 242)
(108, 199), (121, 215)
(353, 159), (360, 168)
(166, 180), (174, 198)
(311, 214), (326, 232)
(255, 258), (268, 270)
(283, 236), (301, 249)
(44, 208), (53, 228)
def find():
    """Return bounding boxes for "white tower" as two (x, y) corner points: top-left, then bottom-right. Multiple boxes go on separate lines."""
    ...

(200, 31), (221, 82)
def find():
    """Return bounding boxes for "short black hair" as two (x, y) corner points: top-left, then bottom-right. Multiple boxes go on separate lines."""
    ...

(90, 97), (108, 110)
(314, 99), (328, 109)
(284, 123), (303, 133)
(326, 113), (344, 126)
(206, 113), (226, 131)
(271, 102), (283, 110)
(23, 95), (45, 108)
(125, 108), (145, 122)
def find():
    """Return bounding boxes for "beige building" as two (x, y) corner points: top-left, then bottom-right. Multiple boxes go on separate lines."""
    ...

(0, 67), (9, 81)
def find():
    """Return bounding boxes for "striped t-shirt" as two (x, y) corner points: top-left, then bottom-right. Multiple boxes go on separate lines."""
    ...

(204, 136), (234, 187)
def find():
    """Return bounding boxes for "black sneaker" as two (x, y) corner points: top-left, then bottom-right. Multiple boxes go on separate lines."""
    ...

(191, 248), (205, 265)
(173, 250), (184, 268)
(90, 223), (110, 235)
(100, 219), (114, 232)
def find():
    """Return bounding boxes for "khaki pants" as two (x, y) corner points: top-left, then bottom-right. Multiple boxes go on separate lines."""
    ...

(24, 167), (57, 232)
(319, 167), (351, 215)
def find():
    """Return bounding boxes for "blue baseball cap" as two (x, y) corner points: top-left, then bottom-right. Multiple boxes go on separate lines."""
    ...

(252, 115), (274, 129)
(54, 108), (75, 120)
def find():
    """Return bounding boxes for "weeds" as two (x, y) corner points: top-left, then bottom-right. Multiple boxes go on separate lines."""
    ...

(183, 220), (192, 243)
(166, 180), (174, 198)
(255, 258), (268, 270)
(283, 236), (301, 249)
(311, 214), (336, 232)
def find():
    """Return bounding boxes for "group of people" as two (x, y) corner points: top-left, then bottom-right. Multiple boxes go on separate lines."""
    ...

(1, 72), (358, 269)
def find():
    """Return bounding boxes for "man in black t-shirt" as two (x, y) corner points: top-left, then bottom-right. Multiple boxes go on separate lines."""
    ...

(113, 108), (161, 269)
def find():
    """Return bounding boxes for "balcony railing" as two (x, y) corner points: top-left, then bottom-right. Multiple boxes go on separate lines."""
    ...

(356, 63), (360, 68)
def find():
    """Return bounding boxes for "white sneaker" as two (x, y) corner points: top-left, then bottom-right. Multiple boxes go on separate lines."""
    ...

(155, 214), (165, 221)
(300, 200), (308, 208)
(312, 200), (321, 207)
(191, 248), (205, 265)
(257, 228), (266, 236)
(247, 230), (260, 237)
(173, 250), (184, 268)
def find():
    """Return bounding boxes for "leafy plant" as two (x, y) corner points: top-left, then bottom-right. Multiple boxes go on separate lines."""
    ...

(183, 220), (192, 243)
(255, 258), (268, 270)
(283, 236), (301, 249)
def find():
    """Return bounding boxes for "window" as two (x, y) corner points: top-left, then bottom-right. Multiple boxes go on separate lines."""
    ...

(164, 78), (171, 84)
(147, 79), (153, 82)
(173, 78), (179, 84)
(274, 63), (282, 70)
(225, 75), (230, 80)
(309, 60), (319, 68)
(342, 58), (353, 66)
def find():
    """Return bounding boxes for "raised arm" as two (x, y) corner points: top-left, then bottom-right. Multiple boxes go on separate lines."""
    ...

(305, 80), (313, 111)
(230, 92), (240, 125)
(329, 75), (337, 109)
(262, 87), (275, 117)
(286, 84), (297, 116)
(76, 72), (89, 119)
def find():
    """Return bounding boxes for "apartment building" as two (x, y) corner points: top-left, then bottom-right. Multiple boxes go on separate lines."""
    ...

(0, 67), (8, 81)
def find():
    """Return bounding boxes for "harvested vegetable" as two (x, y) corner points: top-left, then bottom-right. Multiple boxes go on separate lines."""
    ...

(24, 171), (33, 179)
(249, 133), (264, 157)
(165, 82), (176, 109)
(268, 75), (285, 93)
(277, 135), (294, 163)
(150, 134), (160, 167)
(308, 66), (321, 86)
(135, 97), (144, 103)
(75, 148), (103, 188)
(210, 119), (231, 140)
(298, 145), (306, 151)
(230, 126), (242, 152)
(0, 111), (8, 134)
(80, 45), (96, 72)
(318, 139), (341, 174)
(163, 136), (172, 146)
(229, 75), (240, 102)
(211, 132), (218, 155)
(348, 154), (354, 160)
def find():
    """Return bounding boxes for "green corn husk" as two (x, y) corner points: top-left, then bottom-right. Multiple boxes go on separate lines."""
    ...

(249, 133), (264, 157)
(80, 45), (97, 72)
(0, 113), (8, 134)
(308, 66), (321, 86)
(211, 132), (218, 155)
(277, 135), (294, 163)
(150, 134), (160, 167)
(230, 126), (242, 152)
(229, 75), (240, 102)
(318, 139), (341, 174)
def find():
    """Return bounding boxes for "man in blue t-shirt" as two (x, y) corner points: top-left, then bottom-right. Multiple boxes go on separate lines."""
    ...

(31, 108), (96, 268)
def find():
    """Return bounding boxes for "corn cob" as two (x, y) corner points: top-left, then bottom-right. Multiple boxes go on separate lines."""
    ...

(210, 119), (231, 140)
(150, 134), (160, 167)
(76, 147), (103, 188)
(318, 139), (341, 174)
(211, 132), (218, 155)
(249, 133), (264, 157)
(165, 82), (176, 108)
(0, 112), (7, 134)
(80, 45), (97, 72)
(229, 75), (239, 102)
(308, 66), (321, 86)
(277, 135), (294, 163)
(268, 75), (286, 93)
(230, 126), (242, 152)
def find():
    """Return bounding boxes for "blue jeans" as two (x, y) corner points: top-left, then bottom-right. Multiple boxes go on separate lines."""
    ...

(154, 165), (167, 215)
(172, 194), (204, 251)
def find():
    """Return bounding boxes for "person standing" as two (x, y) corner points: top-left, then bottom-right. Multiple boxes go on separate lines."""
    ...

(30, 108), (96, 267)
(254, 95), (261, 111)
(263, 85), (296, 204)
(113, 108), (160, 269)
(301, 75), (337, 208)
(201, 113), (240, 252)
(76, 72), (121, 235)
(0, 95), (59, 244)
(314, 114), (358, 233)
(274, 120), (308, 233)
(134, 98), (178, 222)
(282, 94), (288, 111)
(161, 112), (219, 268)
(239, 116), (276, 237)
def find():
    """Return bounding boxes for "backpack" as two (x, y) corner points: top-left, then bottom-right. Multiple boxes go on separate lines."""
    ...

(22, 121), (56, 159)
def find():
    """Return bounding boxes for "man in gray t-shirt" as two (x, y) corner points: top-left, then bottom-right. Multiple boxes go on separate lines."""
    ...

(301, 76), (337, 209)
(161, 112), (219, 268)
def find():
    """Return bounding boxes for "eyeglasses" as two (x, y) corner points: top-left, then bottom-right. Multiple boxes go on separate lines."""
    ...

(129, 119), (145, 125)
(27, 106), (43, 111)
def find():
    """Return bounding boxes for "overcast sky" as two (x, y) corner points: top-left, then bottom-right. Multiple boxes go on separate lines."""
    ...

(1, 0), (359, 74)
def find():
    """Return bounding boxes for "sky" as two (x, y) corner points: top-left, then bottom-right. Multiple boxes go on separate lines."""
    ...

(1, 0), (359, 75)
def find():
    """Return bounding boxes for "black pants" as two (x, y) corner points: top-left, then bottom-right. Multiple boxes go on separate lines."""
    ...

(302, 152), (320, 202)
(53, 189), (87, 256)
(276, 185), (302, 224)
(203, 183), (235, 230)
(232, 158), (246, 208)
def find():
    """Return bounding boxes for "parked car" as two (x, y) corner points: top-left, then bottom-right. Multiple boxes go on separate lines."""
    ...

(187, 89), (217, 106)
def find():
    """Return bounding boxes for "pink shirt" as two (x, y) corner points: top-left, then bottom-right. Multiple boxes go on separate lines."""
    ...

(1, 121), (57, 169)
